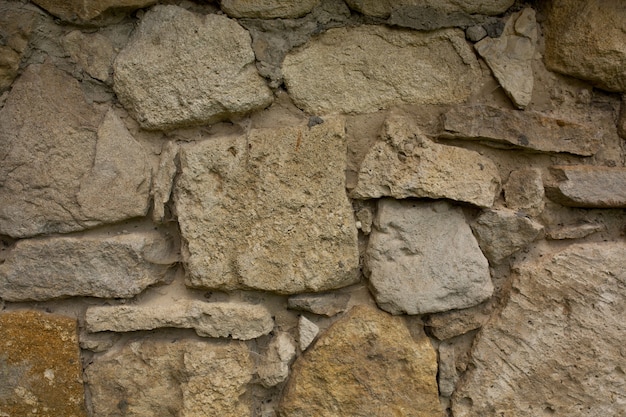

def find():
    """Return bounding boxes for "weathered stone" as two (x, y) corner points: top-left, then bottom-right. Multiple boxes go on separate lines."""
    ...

(619, 95), (626, 140)
(279, 305), (443, 416)
(0, 231), (176, 301)
(282, 27), (480, 114)
(86, 339), (253, 417)
(424, 304), (492, 340)
(442, 104), (602, 156)
(0, 46), (20, 91)
(257, 332), (296, 387)
(437, 333), (475, 398)
(175, 118), (359, 294)
(86, 300), (273, 340)
(152, 141), (179, 223)
(366, 199), (493, 315)
(0, 311), (86, 416)
(221, 0), (319, 18)
(0, 63), (151, 238)
(0, 2), (40, 91)
(504, 168), (545, 216)
(113, 6), (272, 130)
(544, 0), (626, 92)
(546, 223), (605, 240)
(287, 293), (350, 317)
(355, 207), (373, 234)
(351, 114), (500, 208)
(546, 165), (626, 208)
(475, 8), (537, 108)
(63, 30), (115, 81)
(31, 0), (156, 22)
(298, 316), (319, 351)
(465, 25), (487, 42)
(471, 209), (544, 264)
(387, 6), (479, 31)
(344, 0), (514, 18)
(452, 243), (626, 416)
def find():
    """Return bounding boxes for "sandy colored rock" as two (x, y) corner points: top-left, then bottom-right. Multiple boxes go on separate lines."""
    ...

(344, 0), (513, 18)
(287, 292), (350, 317)
(257, 332), (296, 387)
(424, 303), (493, 340)
(152, 141), (179, 223)
(114, 5), (272, 130)
(366, 199), (493, 315)
(0, 231), (177, 301)
(63, 30), (115, 81)
(546, 223), (605, 240)
(351, 114), (500, 208)
(279, 305), (443, 417)
(442, 104), (602, 156)
(544, 0), (626, 92)
(86, 339), (253, 417)
(0, 2), (40, 91)
(86, 300), (273, 340)
(221, 0), (319, 18)
(504, 168), (545, 216)
(475, 8), (537, 108)
(298, 316), (319, 351)
(0, 311), (86, 416)
(619, 96), (626, 140)
(175, 118), (359, 294)
(546, 165), (626, 208)
(283, 26), (479, 114)
(31, 0), (156, 22)
(452, 243), (626, 416)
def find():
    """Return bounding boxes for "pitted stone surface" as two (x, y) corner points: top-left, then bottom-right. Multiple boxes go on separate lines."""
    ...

(221, 0), (320, 18)
(366, 199), (493, 315)
(113, 5), (273, 130)
(344, 0), (514, 17)
(63, 30), (115, 82)
(288, 292), (350, 317)
(0, 2), (40, 91)
(257, 332), (297, 387)
(175, 118), (359, 294)
(504, 168), (545, 216)
(282, 26), (479, 114)
(32, 0), (156, 21)
(546, 165), (626, 208)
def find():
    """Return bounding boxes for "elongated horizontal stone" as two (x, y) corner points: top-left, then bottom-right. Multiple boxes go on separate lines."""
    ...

(220, 0), (319, 18)
(344, 0), (514, 18)
(442, 105), (602, 156)
(32, 0), (155, 21)
(546, 166), (626, 208)
(0, 231), (177, 301)
(85, 300), (274, 340)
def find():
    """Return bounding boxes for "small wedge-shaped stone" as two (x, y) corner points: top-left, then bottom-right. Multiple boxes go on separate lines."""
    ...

(85, 300), (274, 340)
(0, 231), (177, 301)
(287, 292), (350, 317)
(114, 6), (273, 130)
(442, 104), (601, 155)
(545, 165), (626, 208)
(351, 114), (500, 208)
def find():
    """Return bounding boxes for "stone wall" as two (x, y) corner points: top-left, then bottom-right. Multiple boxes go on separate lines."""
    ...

(1, 0), (625, 416)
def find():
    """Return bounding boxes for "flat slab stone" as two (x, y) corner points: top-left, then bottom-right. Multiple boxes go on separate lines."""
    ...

(452, 243), (626, 416)
(220, 0), (320, 18)
(545, 165), (626, 208)
(86, 300), (273, 340)
(344, 0), (514, 17)
(366, 199), (493, 315)
(0, 311), (86, 416)
(113, 5), (273, 130)
(442, 104), (602, 155)
(287, 292), (350, 317)
(0, 231), (177, 301)
(174, 118), (359, 294)
(279, 305), (443, 417)
(32, 0), (156, 21)
(282, 26), (479, 114)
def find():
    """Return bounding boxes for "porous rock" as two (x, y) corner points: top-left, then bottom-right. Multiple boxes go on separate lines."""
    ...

(152, 141), (179, 223)
(279, 305), (443, 417)
(31, 0), (156, 22)
(282, 26), (480, 114)
(287, 292), (350, 317)
(175, 118), (359, 294)
(452, 243), (626, 416)
(0, 231), (177, 301)
(366, 199), (493, 315)
(0, 2), (40, 91)
(545, 165), (626, 208)
(220, 0), (320, 18)
(63, 30), (115, 81)
(113, 5), (272, 130)
(0, 311), (86, 416)
(351, 113), (501, 208)
(546, 223), (605, 240)
(344, 0), (514, 18)
(257, 332), (296, 387)
(504, 168), (545, 216)
(424, 303), (492, 341)
(85, 300), (274, 340)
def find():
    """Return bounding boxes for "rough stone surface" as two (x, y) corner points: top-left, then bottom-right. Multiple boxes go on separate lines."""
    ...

(221, 0), (320, 18)
(85, 300), (274, 340)
(387, 7), (479, 31)
(452, 243), (626, 416)
(298, 316), (319, 351)
(0, 231), (177, 301)
(344, 0), (514, 18)
(287, 293), (350, 317)
(0, 311), (86, 416)
(424, 304), (492, 341)
(545, 165), (626, 208)
(63, 30), (115, 82)
(282, 26), (480, 114)
(113, 5), (273, 130)
(152, 141), (179, 223)
(351, 114), (501, 208)
(475, 8), (537, 108)
(257, 332), (296, 387)
(0, 2), (40, 91)
(619, 96), (626, 140)
(355, 207), (373, 234)
(86, 339), (253, 417)
(31, 0), (156, 22)
(504, 168), (545, 216)
(442, 104), (602, 155)
(279, 305), (443, 416)
(465, 25), (487, 42)
(471, 209), (544, 264)
(0, 63), (151, 238)
(544, 0), (626, 92)
(366, 199), (493, 315)
(438, 334), (475, 398)
(546, 223), (605, 240)
(175, 118), (359, 294)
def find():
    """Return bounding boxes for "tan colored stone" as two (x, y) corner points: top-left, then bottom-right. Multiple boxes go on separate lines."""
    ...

(619, 96), (626, 140)
(544, 0), (626, 92)
(287, 292), (350, 317)
(298, 315), (319, 351)
(31, 0), (156, 21)
(504, 168), (545, 216)
(63, 30), (115, 82)
(0, 311), (86, 416)
(424, 303), (493, 340)
(0, 2), (40, 91)
(175, 118), (359, 294)
(152, 141), (179, 223)
(114, 6), (273, 130)
(546, 223), (605, 240)
(279, 305), (443, 417)
(283, 26), (480, 114)
(452, 243), (626, 416)
(221, 0), (320, 18)
(257, 332), (296, 387)
(546, 165), (626, 208)
(351, 114), (500, 208)
(344, 0), (513, 18)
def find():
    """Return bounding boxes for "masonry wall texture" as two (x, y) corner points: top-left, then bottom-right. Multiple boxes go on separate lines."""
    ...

(0, 1), (625, 416)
